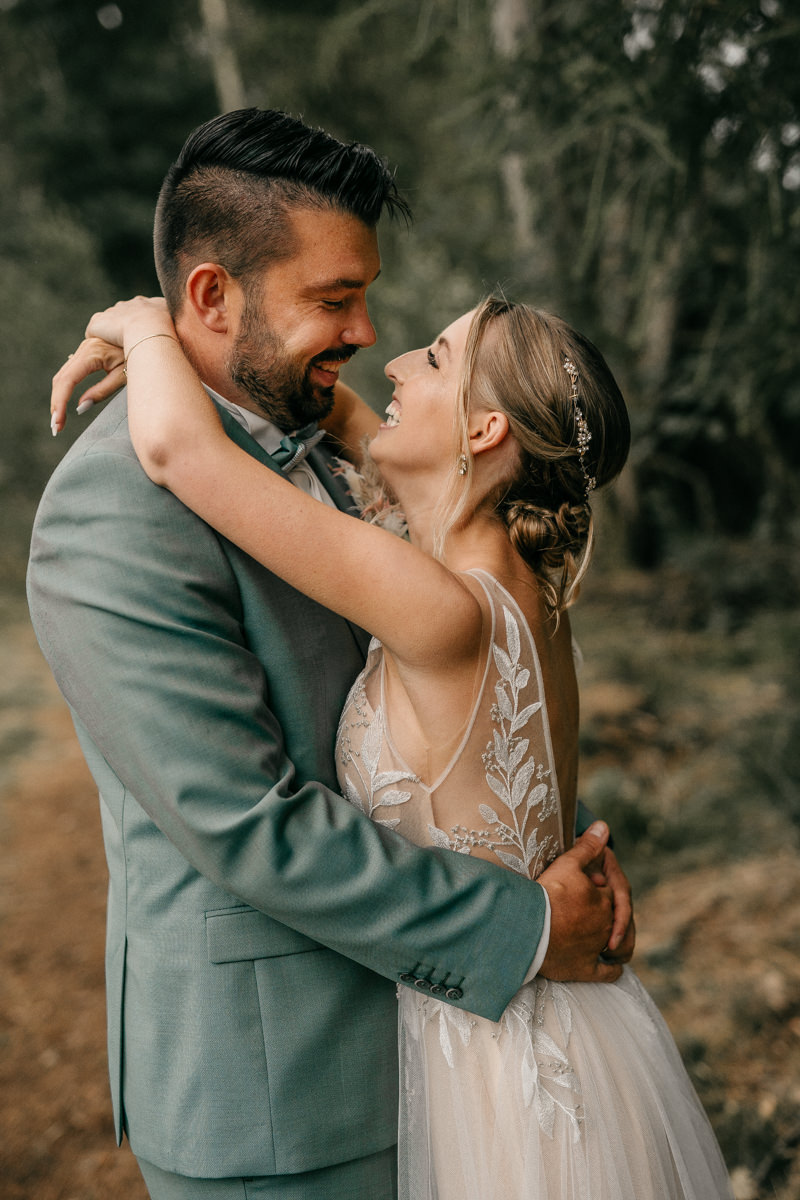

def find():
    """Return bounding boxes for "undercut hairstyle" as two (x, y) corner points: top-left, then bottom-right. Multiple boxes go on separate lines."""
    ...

(154, 108), (411, 314)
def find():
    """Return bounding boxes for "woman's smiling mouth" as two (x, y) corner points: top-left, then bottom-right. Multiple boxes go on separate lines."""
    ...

(384, 399), (401, 427)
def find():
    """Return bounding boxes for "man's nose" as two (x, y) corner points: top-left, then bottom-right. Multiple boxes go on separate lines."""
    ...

(344, 304), (377, 349)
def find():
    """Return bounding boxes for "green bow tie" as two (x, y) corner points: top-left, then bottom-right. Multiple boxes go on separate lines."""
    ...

(270, 423), (325, 472)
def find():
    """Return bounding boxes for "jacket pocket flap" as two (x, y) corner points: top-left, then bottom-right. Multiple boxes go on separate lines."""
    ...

(205, 905), (321, 963)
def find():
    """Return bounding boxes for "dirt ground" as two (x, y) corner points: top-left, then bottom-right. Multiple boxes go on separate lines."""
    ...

(2, 610), (799, 1199)
(0, 614), (147, 1199)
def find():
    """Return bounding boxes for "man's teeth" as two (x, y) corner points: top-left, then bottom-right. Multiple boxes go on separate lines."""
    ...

(316, 360), (345, 374)
(384, 402), (401, 427)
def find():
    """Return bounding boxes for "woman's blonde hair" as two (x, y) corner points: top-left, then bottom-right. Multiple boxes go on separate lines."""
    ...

(433, 296), (630, 616)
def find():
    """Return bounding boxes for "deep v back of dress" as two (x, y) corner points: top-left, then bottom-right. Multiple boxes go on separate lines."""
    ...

(336, 569), (573, 879)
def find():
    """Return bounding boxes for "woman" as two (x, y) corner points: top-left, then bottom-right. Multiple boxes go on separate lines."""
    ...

(51, 295), (733, 1199)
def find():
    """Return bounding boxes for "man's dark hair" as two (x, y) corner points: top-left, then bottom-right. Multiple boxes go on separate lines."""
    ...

(154, 108), (410, 314)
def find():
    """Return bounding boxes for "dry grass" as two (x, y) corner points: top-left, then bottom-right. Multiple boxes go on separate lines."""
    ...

(573, 565), (800, 1198)
(2, 558), (798, 1197)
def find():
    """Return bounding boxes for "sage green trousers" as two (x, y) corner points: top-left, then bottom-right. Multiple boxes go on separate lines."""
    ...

(137, 1145), (398, 1199)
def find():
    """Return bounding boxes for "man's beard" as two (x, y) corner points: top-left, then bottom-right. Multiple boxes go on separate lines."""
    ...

(227, 301), (357, 432)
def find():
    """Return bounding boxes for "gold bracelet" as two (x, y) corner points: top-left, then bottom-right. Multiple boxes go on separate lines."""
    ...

(123, 332), (179, 377)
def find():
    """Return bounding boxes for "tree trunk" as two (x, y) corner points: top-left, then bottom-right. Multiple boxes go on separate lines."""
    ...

(491, 0), (538, 260)
(490, 0), (530, 58)
(199, 0), (247, 113)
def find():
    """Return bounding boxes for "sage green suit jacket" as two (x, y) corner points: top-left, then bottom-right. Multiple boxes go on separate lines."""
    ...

(27, 392), (547, 1179)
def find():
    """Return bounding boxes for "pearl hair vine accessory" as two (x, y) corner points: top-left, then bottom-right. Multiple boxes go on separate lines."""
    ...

(562, 357), (597, 496)
(457, 452), (468, 476)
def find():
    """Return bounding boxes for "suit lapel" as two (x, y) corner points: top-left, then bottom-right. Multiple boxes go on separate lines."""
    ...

(214, 402), (283, 473)
(214, 402), (354, 510)
(306, 443), (361, 514)
(213, 403), (372, 660)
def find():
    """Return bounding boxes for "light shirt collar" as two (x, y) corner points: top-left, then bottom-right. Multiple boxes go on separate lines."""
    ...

(206, 385), (334, 507)
(206, 385), (289, 457)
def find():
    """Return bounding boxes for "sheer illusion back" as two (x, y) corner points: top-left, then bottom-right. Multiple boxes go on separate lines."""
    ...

(337, 569), (569, 878)
(335, 569), (733, 1200)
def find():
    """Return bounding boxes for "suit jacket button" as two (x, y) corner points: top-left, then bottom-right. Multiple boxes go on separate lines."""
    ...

(429, 984), (445, 995)
(414, 976), (431, 989)
(399, 973), (416, 983)
(445, 987), (463, 1000)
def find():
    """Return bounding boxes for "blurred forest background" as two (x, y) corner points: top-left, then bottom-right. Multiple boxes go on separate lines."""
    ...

(1, 1), (799, 1198)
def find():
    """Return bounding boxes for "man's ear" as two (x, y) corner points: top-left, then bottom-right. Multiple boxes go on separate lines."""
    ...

(184, 263), (241, 334)
(468, 409), (511, 456)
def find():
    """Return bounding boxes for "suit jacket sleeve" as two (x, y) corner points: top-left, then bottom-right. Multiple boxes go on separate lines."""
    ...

(28, 415), (547, 1022)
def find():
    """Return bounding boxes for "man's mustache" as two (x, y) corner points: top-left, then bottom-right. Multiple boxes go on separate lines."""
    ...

(310, 346), (359, 366)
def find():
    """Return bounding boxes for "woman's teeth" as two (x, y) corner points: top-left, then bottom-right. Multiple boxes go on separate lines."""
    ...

(384, 401), (401, 427)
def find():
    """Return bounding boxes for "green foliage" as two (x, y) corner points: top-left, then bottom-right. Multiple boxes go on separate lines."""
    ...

(2, 0), (798, 609)
(242, 0), (800, 577)
(1, 0), (218, 293)
(0, 151), (113, 578)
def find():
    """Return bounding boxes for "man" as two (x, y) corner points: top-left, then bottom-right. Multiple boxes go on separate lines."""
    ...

(30, 109), (632, 1199)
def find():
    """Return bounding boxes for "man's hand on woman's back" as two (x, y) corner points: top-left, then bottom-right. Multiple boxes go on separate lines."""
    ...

(538, 821), (635, 983)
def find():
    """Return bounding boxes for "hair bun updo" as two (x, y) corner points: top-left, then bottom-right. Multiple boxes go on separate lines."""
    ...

(503, 496), (594, 615)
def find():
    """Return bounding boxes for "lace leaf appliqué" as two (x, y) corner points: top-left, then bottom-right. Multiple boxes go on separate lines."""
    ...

(408, 994), (477, 1069)
(340, 690), (417, 829)
(412, 978), (583, 1143)
(476, 605), (559, 877)
(437, 1003), (475, 1069)
(503, 981), (583, 1143)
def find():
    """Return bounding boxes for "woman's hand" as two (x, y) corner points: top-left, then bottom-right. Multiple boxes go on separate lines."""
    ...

(598, 846), (635, 961)
(50, 297), (175, 436)
(85, 296), (172, 351)
(50, 337), (126, 436)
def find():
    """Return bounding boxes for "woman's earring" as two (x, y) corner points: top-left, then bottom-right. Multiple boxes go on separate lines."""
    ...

(458, 453), (468, 476)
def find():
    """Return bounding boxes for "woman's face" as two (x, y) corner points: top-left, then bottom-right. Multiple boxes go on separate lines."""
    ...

(370, 310), (474, 476)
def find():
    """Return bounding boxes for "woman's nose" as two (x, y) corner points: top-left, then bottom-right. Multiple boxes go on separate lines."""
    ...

(384, 348), (416, 382)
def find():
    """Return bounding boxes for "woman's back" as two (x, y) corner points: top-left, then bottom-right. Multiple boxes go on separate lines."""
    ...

(335, 569), (578, 877)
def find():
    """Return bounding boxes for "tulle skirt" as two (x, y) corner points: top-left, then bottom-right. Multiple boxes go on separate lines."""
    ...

(397, 968), (733, 1200)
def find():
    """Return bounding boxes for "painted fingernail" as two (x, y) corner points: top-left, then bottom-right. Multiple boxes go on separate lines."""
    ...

(76, 399), (93, 415)
(50, 412), (59, 437)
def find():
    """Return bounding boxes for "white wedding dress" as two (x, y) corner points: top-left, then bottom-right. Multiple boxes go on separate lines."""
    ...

(336, 569), (733, 1199)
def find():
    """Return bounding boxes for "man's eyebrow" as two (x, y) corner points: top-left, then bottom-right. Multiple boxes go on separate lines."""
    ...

(306, 269), (382, 293)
